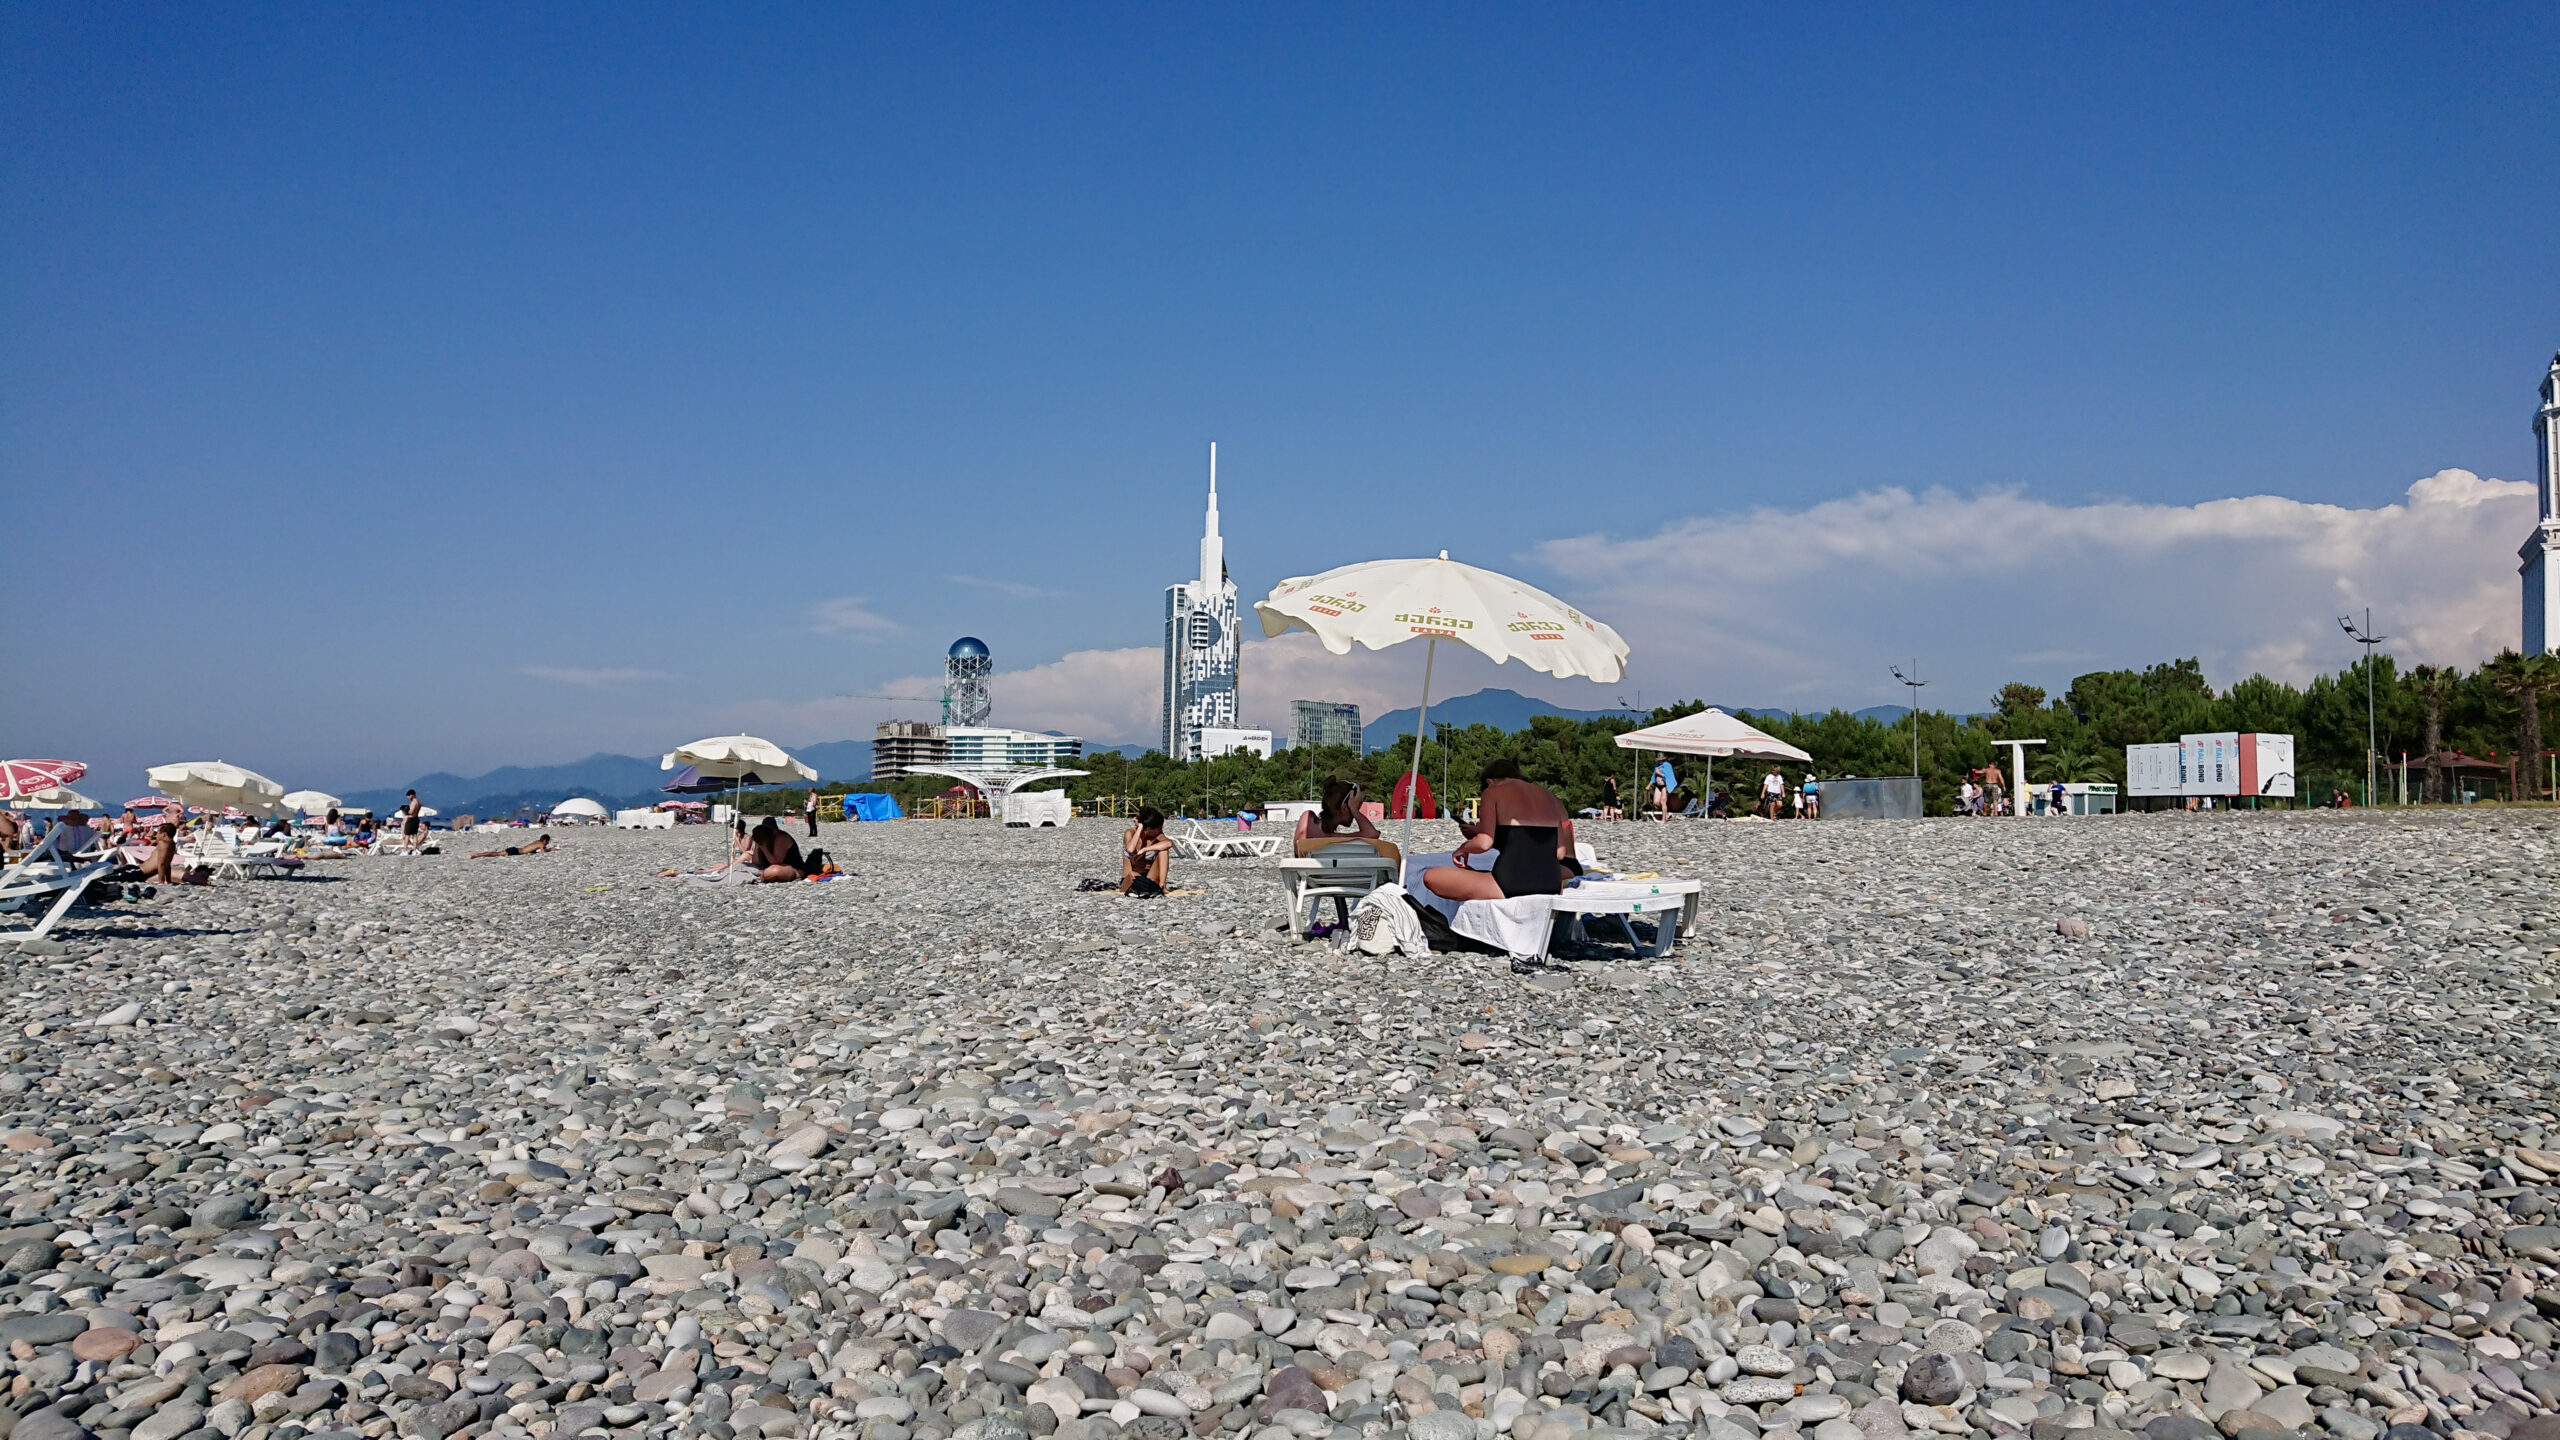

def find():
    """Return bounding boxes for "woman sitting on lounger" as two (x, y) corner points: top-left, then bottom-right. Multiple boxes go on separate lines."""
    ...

(1121, 807), (1172, 894)
(1294, 778), (1395, 861)
(1424, 758), (1578, 903)
(469, 833), (555, 858)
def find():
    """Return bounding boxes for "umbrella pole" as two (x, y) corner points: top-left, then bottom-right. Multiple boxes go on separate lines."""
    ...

(1400, 639), (1437, 860)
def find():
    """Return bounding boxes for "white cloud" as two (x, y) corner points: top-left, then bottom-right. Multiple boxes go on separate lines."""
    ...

(519, 665), (670, 686)
(947, 574), (1070, 600)
(1533, 468), (2537, 709)
(811, 596), (900, 638)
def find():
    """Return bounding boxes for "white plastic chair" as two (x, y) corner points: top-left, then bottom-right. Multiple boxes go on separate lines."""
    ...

(1274, 840), (1400, 941)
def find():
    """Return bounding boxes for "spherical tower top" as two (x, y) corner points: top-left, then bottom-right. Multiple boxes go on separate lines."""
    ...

(948, 636), (990, 659)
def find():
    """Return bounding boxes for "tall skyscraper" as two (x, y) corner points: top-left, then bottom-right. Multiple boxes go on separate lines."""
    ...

(1162, 444), (1241, 760)
(2525, 350), (2560, 655)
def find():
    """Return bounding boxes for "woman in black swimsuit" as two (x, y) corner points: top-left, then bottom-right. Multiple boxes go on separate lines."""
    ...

(1424, 758), (1578, 904)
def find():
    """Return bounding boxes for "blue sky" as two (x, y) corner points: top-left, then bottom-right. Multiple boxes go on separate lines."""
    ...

(7, 6), (2557, 793)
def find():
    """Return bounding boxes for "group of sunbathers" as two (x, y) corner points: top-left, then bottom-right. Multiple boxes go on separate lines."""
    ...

(1118, 759), (1584, 903)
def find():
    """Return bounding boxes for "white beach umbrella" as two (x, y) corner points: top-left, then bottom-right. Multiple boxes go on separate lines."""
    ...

(282, 790), (342, 817)
(147, 761), (287, 816)
(663, 735), (818, 858)
(661, 735), (819, 784)
(1256, 551), (1629, 853)
(7, 787), (103, 812)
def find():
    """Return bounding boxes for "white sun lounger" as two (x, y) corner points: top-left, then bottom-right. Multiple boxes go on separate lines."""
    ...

(1171, 820), (1286, 861)
(1451, 877), (1705, 963)
(183, 831), (303, 880)
(0, 828), (121, 944)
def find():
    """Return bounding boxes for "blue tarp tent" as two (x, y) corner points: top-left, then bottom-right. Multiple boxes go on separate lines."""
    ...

(841, 792), (904, 821)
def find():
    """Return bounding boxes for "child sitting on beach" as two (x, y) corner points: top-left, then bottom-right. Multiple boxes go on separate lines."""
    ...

(1121, 808), (1172, 895)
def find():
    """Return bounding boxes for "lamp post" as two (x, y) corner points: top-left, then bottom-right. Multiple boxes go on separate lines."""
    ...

(2339, 610), (2388, 806)
(1890, 663), (1927, 778)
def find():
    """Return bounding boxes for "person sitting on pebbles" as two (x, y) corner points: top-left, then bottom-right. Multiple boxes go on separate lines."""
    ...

(748, 818), (806, 881)
(468, 833), (555, 858)
(1121, 807), (1173, 895)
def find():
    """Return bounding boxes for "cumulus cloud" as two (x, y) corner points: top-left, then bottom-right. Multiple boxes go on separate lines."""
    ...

(811, 595), (900, 638)
(1535, 468), (2537, 708)
(518, 665), (670, 686)
(750, 469), (2536, 751)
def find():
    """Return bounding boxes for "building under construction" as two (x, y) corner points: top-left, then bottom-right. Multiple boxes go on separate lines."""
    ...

(871, 721), (946, 780)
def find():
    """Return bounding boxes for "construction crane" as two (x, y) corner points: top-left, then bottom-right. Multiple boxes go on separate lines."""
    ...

(836, 691), (954, 725)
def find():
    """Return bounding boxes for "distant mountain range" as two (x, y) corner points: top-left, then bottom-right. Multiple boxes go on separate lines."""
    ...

(343, 738), (880, 818)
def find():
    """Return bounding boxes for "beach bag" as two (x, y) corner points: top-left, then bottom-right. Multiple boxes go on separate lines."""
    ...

(1351, 883), (1430, 958)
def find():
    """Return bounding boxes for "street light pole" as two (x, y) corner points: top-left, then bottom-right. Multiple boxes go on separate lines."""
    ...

(1890, 663), (1928, 778)
(2339, 610), (2389, 806)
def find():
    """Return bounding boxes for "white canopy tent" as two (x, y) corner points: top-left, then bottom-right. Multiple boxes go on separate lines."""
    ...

(1614, 708), (1811, 815)
(549, 797), (609, 821)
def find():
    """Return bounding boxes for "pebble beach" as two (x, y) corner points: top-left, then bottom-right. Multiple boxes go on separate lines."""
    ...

(3, 813), (2556, 1440)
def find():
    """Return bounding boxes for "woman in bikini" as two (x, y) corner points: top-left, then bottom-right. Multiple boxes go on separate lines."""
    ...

(1423, 758), (1577, 903)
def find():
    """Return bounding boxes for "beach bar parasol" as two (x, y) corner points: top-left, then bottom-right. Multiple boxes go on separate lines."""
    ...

(1612, 707), (1812, 808)
(1256, 551), (1628, 855)
(0, 760), (87, 802)
(282, 790), (342, 817)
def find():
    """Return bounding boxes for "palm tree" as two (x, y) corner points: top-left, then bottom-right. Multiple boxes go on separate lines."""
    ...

(2483, 651), (2555, 800)
(2035, 743), (2114, 785)
(2409, 664), (2453, 803)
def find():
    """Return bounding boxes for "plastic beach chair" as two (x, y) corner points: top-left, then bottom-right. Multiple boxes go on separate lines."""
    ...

(1274, 839), (1400, 941)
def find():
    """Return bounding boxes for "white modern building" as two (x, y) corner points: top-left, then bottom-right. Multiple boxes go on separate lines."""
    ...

(1290, 699), (1363, 751)
(2525, 349), (2560, 655)
(1162, 443), (1241, 761)
(943, 726), (1084, 770)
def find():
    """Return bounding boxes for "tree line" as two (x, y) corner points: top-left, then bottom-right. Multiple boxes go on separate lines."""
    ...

(789, 649), (2557, 818)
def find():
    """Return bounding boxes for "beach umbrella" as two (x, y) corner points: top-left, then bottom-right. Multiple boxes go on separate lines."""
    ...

(550, 797), (608, 821)
(662, 736), (817, 855)
(282, 790), (342, 817)
(147, 761), (287, 816)
(662, 735), (818, 784)
(0, 760), (86, 801)
(1256, 551), (1628, 854)
(127, 796), (182, 812)
(7, 787), (102, 812)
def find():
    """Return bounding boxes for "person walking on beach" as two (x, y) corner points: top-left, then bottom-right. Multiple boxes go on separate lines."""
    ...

(1802, 773), (1821, 820)
(803, 789), (819, 839)
(399, 790), (425, 852)
(1761, 768), (1784, 820)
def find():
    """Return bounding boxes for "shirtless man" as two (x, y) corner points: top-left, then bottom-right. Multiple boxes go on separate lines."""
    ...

(1424, 759), (1576, 904)
(468, 833), (556, 858)
(137, 825), (180, 885)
